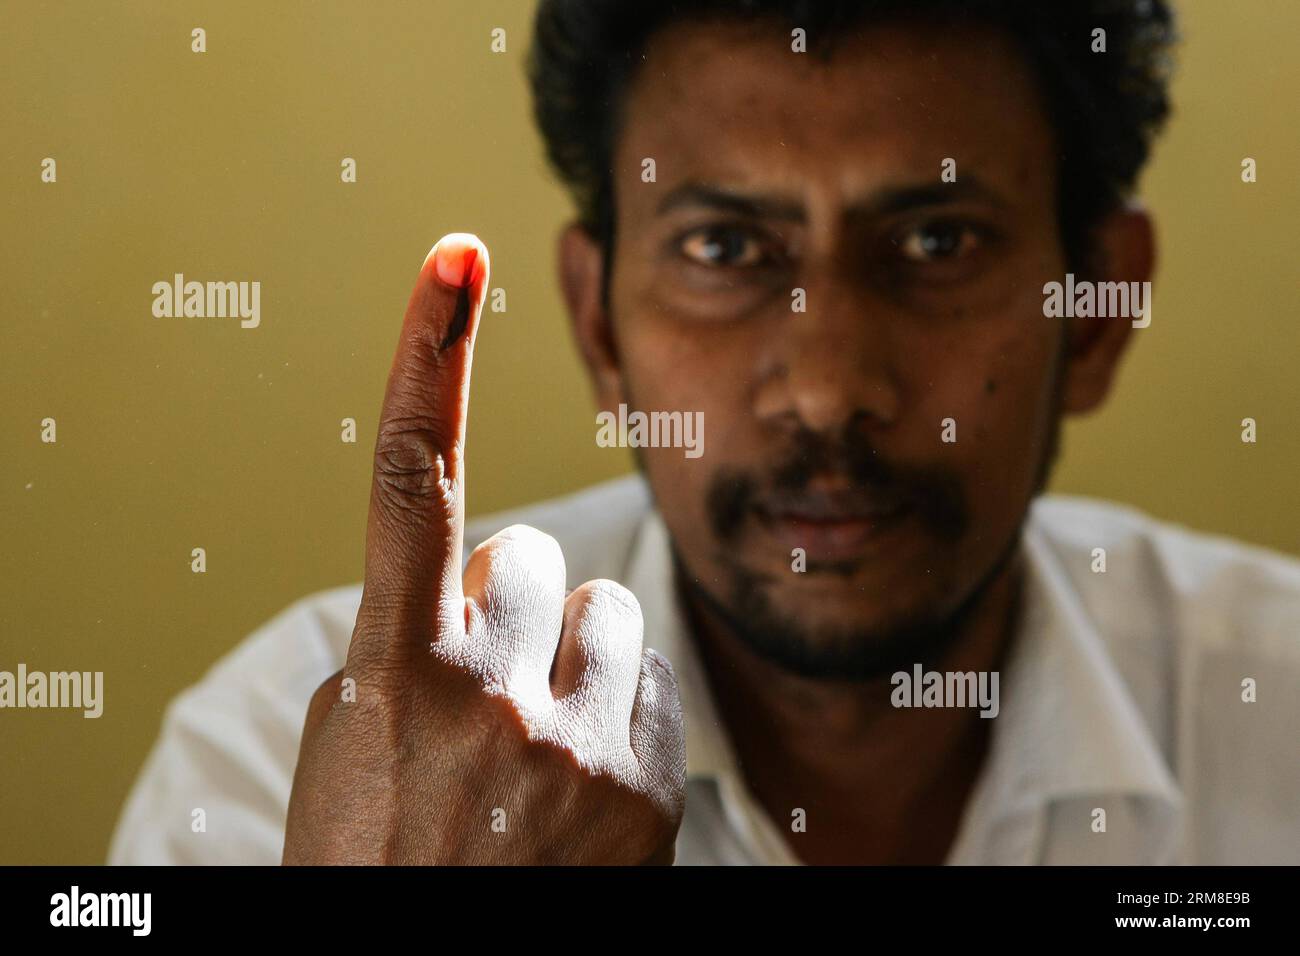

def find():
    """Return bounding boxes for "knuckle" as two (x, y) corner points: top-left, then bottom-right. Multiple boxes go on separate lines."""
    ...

(307, 671), (345, 716)
(575, 578), (643, 621)
(304, 668), (400, 744)
(476, 524), (567, 597)
(492, 523), (564, 563)
(342, 623), (429, 703)
(373, 416), (459, 510)
(311, 670), (343, 702)
(642, 646), (678, 686)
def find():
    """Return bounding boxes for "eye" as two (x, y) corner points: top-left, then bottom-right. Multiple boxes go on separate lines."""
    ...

(894, 220), (981, 263)
(679, 225), (767, 268)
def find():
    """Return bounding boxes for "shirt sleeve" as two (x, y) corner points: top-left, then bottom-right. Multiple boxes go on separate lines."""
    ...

(107, 592), (351, 865)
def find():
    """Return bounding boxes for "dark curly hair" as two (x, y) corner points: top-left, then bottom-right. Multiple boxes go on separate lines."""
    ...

(527, 0), (1176, 283)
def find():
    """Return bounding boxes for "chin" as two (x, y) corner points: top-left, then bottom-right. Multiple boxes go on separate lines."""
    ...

(763, 581), (920, 632)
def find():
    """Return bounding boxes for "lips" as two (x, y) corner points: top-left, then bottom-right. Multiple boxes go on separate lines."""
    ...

(758, 489), (910, 522)
(754, 490), (914, 561)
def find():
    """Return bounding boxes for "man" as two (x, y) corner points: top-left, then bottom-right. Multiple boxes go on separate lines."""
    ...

(110, 0), (1300, 865)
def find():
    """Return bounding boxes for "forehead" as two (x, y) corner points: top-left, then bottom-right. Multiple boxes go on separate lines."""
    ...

(617, 17), (1054, 201)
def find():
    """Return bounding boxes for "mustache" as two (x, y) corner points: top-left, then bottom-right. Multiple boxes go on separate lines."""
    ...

(705, 428), (970, 544)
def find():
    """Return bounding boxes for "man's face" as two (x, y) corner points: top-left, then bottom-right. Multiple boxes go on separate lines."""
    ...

(598, 19), (1070, 676)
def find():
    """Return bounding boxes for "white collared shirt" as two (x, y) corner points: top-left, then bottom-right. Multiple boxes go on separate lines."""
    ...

(108, 475), (1300, 865)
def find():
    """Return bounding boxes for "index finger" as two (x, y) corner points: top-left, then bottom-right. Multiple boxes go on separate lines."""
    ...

(355, 232), (490, 661)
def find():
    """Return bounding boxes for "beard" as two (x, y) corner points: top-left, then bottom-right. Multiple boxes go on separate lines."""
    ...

(660, 396), (1062, 682)
(670, 514), (1024, 681)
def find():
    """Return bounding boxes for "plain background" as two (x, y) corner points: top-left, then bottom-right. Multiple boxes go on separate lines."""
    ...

(2, 0), (1297, 864)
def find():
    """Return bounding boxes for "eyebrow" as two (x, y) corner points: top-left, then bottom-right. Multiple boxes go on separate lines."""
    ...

(655, 178), (1012, 222)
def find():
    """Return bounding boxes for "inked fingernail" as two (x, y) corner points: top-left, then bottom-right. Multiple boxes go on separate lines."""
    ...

(432, 236), (482, 289)
(428, 236), (486, 350)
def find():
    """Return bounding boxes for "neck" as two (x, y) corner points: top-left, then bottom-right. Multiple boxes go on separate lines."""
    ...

(679, 550), (1025, 865)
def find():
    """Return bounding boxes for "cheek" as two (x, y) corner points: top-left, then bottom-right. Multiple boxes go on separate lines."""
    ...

(618, 320), (753, 426)
(906, 318), (1059, 507)
(980, 325), (1060, 451)
(616, 323), (757, 520)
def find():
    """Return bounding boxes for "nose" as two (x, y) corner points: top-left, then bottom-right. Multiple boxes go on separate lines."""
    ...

(752, 268), (903, 436)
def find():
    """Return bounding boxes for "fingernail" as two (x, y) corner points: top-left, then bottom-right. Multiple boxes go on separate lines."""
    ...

(431, 233), (487, 289)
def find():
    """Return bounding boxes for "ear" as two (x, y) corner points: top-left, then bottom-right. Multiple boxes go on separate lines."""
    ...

(1060, 204), (1156, 415)
(558, 222), (625, 409)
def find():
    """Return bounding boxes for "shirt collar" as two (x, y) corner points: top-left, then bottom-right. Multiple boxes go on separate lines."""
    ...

(992, 514), (1184, 811)
(621, 508), (738, 783)
(946, 512), (1185, 863)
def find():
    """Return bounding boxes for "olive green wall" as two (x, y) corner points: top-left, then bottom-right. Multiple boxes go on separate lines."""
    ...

(1, 0), (1296, 863)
